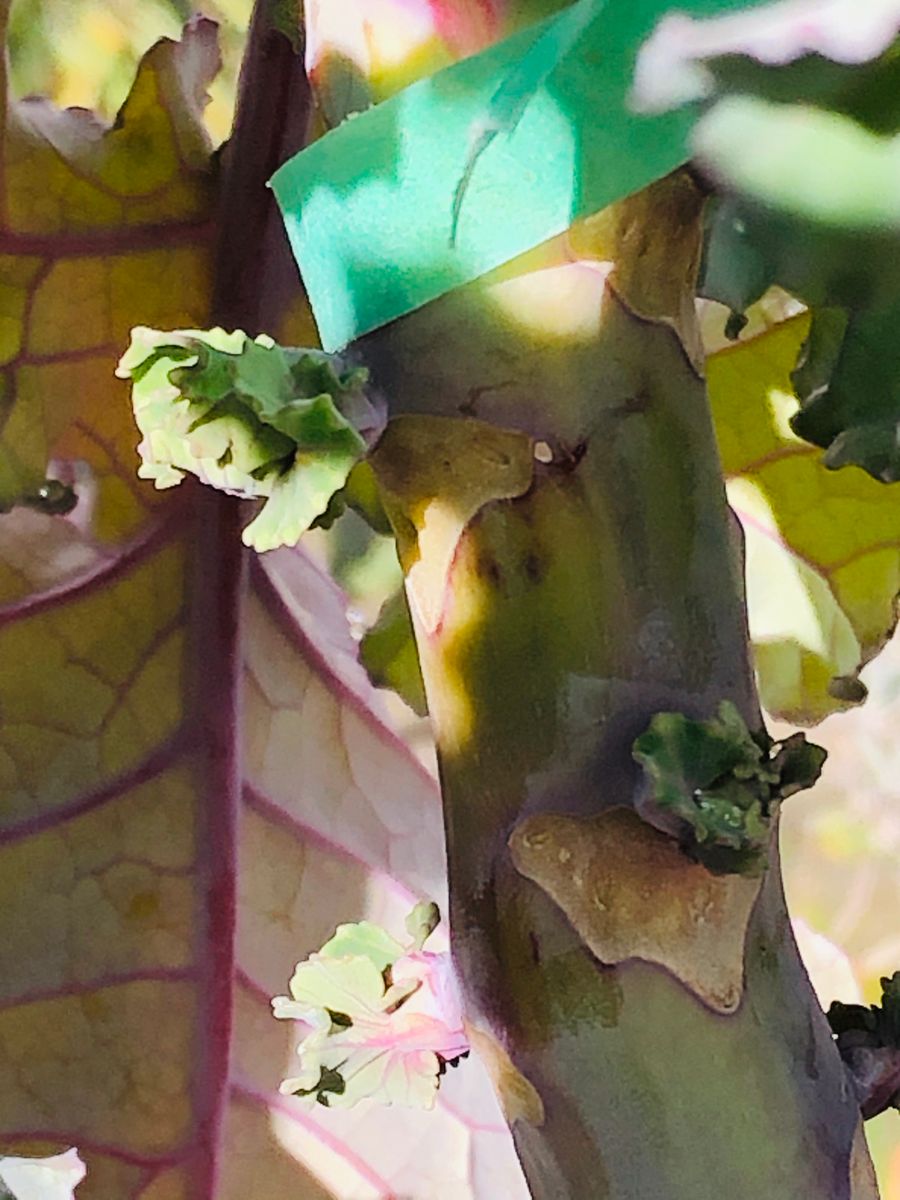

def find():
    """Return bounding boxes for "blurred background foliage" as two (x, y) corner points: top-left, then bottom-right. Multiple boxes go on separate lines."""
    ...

(7, 0), (898, 1192)
(8, 0), (250, 143)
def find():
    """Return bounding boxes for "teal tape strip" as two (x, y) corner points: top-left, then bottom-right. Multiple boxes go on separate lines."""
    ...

(271, 0), (769, 351)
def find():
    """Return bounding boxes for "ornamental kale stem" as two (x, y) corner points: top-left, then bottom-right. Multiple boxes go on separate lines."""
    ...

(364, 173), (876, 1199)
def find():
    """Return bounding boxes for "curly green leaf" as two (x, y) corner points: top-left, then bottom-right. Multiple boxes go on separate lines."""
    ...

(633, 701), (825, 875)
(117, 327), (379, 551)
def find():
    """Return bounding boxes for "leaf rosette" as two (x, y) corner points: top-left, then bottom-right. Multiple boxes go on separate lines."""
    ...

(633, 701), (826, 875)
(272, 906), (469, 1110)
(117, 327), (382, 551)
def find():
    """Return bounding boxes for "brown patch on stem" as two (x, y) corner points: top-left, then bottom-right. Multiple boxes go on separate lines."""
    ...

(467, 1025), (545, 1128)
(508, 807), (761, 1013)
(370, 415), (533, 634)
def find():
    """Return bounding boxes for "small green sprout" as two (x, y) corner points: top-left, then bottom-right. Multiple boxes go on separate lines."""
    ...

(633, 700), (826, 875)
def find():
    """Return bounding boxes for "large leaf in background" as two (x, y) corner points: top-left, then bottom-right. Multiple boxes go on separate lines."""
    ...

(0, 524), (526, 1198)
(635, 0), (900, 488)
(0, 19), (227, 1197)
(707, 313), (900, 726)
(0, 11), (526, 1198)
(0, 9), (217, 526)
(236, 550), (526, 1200)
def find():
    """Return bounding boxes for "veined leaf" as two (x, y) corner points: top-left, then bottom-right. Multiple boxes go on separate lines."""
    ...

(0, 15), (219, 529)
(235, 550), (527, 1199)
(0, 13), (526, 1199)
(708, 313), (900, 725)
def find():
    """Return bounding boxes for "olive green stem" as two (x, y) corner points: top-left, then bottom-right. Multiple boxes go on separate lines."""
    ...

(365, 174), (875, 1199)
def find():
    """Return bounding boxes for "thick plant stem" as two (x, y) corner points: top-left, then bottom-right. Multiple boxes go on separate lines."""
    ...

(366, 174), (876, 1199)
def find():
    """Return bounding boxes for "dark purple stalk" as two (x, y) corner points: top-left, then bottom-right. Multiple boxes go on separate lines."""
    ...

(189, 2), (312, 1189)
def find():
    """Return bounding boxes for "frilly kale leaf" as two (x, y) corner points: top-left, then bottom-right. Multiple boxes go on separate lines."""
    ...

(828, 971), (900, 1119)
(632, 701), (826, 875)
(117, 327), (382, 551)
(271, 905), (469, 1111)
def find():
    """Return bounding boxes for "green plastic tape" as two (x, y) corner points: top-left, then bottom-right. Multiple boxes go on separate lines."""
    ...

(271, 0), (769, 351)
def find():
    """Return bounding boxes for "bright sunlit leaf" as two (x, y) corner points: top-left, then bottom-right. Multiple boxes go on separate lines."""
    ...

(273, 909), (469, 1111)
(708, 314), (900, 724)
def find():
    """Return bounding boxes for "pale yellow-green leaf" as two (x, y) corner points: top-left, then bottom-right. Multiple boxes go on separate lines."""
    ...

(708, 313), (900, 725)
(318, 920), (406, 971)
